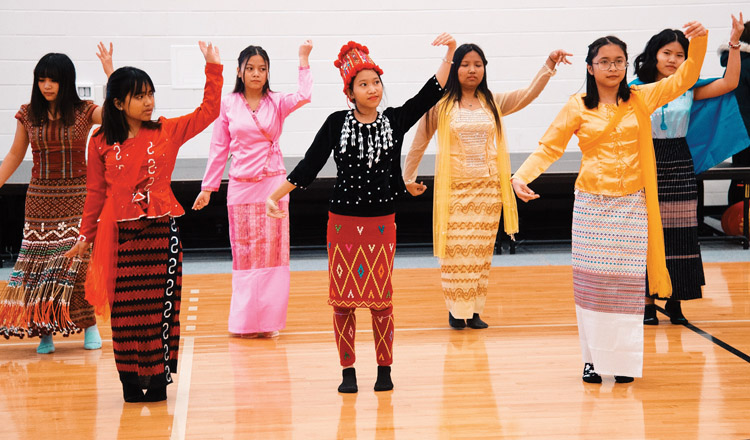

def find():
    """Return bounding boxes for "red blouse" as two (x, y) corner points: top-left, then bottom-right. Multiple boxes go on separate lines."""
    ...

(16, 101), (96, 180)
(79, 63), (223, 241)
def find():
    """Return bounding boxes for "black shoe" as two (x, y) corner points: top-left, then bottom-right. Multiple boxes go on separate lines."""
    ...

(338, 367), (358, 393)
(665, 300), (688, 325)
(143, 385), (167, 402)
(448, 312), (466, 329)
(615, 376), (634, 383)
(643, 304), (659, 325)
(374, 365), (393, 391)
(466, 314), (489, 329)
(122, 382), (144, 403)
(582, 363), (602, 384)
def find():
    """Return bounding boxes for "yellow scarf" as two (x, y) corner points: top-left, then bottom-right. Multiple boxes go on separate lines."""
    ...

(630, 91), (673, 297)
(433, 96), (519, 258)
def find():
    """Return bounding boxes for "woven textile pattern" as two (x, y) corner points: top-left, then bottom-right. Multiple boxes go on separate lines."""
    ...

(327, 213), (395, 309)
(439, 178), (501, 319)
(0, 176), (95, 338)
(572, 190), (648, 315)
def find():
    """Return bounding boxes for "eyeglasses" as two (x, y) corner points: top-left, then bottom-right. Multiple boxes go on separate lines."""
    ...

(592, 59), (629, 71)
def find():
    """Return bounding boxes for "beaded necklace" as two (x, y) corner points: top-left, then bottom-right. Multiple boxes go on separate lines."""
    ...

(339, 110), (394, 168)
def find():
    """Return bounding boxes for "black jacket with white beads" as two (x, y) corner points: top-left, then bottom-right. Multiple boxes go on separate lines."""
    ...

(287, 75), (444, 217)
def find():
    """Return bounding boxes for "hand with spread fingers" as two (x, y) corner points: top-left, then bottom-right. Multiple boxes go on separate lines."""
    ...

(96, 41), (114, 78)
(548, 49), (573, 66)
(199, 40), (221, 64)
(730, 13), (745, 44)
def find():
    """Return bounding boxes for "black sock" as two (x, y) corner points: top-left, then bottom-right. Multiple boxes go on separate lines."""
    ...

(143, 385), (167, 402)
(122, 382), (144, 403)
(338, 367), (358, 393)
(448, 312), (466, 329)
(466, 314), (489, 329)
(374, 365), (393, 391)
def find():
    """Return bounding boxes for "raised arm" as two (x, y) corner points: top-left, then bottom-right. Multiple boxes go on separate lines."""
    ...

(278, 40), (314, 117)
(695, 13), (744, 100)
(433, 33), (456, 87)
(91, 41), (114, 125)
(639, 22), (708, 112)
(0, 121), (30, 188)
(163, 41), (224, 146)
(495, 49), (572, 115)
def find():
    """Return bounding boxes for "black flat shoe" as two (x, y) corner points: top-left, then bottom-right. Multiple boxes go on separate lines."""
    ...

(374, 365), (393, 392)
(582, 363), (602, 384)
(338, 367), (358, 393)
(615, 376), (634, 383)
(665, 300), (688, 325)
(143, 385), (167, 402)
(448, 312), (466, 329)
(643, 304), (659, 325)
(122, 382), (144, 403)
(466, 314), (489, 329)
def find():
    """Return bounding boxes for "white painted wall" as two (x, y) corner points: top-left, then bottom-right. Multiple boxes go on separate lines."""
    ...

(0, 0), (745, 204)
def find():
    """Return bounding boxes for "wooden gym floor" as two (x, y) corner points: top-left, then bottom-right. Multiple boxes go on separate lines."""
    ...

(0, 261), (749, 439)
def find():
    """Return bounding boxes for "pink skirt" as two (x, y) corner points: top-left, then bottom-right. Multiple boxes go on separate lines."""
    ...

(226, 175), (290, 334)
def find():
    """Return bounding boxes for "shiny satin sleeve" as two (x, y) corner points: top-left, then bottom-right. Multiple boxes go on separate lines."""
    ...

(637, 33), (707, 113)
(512, 95), (582, 184)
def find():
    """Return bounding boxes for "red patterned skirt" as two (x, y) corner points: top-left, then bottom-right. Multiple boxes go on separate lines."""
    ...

(112, 216), (181, 388)
(327, 212), (396, 309)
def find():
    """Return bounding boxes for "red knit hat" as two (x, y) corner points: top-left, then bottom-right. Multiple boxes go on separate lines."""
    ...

(334, 41), (384, 95)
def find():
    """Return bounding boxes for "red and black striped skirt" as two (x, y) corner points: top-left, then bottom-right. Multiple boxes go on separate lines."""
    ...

(112, 216), (181, 388)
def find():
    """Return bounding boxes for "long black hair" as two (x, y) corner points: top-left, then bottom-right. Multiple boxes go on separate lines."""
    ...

(29, 53), (83, 126)
(741, 20), (750, 44)
(634, 29), (689, 84)
(583, 36), (631, 109)
(437, 43), (501, 129)
(233, 45), (272, 96)
(97, 66), (161, 145)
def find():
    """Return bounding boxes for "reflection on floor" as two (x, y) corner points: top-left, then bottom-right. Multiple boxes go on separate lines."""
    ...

(0, 263), (748, 439)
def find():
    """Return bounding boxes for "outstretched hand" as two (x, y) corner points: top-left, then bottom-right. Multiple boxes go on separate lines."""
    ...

(199, 41), (221, 64)
(96, 41), (114, 78)
(730, 13), (745, 43)
(548, 49), (573, 66)
(683, 21), (708, 39)
(511, 178), (540, 202)
(406, 181), (428, 197)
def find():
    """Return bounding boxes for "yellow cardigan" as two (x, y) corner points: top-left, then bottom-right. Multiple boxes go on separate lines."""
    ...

(513, 33), (708, 296)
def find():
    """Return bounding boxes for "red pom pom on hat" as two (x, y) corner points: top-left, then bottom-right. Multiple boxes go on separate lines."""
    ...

(334, 40), (384, 95)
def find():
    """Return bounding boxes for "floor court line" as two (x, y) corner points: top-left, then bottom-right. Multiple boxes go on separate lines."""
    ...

(4, 319), (749, 347)
(170, 336), (195, 440)
(656, 306), (750, 363)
